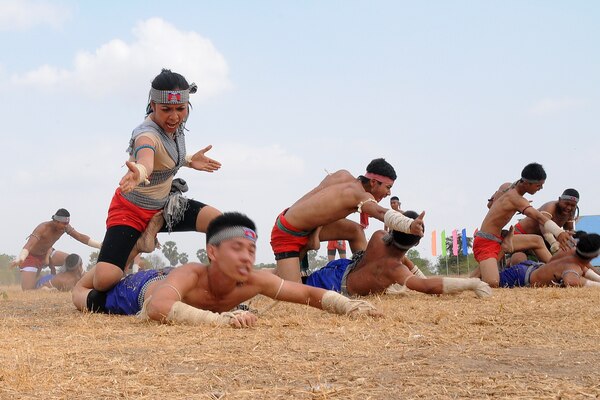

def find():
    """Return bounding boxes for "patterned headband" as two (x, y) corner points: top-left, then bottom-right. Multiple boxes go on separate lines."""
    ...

(576, 248), (600, 259)
(559, 195), (579, 203)
(149, 83), (197, 105)
(208, 226), (258, 246)
(52, 215), (70, 223)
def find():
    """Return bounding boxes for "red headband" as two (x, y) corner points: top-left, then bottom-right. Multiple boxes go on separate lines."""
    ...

(364, 172), (394, 185)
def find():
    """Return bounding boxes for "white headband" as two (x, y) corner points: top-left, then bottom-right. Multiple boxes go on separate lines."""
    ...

(52, 215), (70, 223)
(559, 195), (579, 203)
(208, 226), (257, 246)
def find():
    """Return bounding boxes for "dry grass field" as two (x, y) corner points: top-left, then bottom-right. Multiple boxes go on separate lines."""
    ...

(1, 284), (600, 399)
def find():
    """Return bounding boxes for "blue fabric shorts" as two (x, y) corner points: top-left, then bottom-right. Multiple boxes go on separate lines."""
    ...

(104, 269), (169, 315)
(305, 259), (352, 292)
(499, 261), (541, 288)
(35, 274), (53, 289)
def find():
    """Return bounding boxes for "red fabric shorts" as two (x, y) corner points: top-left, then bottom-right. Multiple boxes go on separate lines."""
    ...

(473, 234), (502, 262)
(327, 240), (347, 251)
(105, 189), (159, 232)
(270, 210), (311, 255)
(513, 222), (526, 235)
(21, 253), (45, 270)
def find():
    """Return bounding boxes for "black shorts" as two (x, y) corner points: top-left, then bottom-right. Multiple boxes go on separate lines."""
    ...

(97, 199), (207, 270)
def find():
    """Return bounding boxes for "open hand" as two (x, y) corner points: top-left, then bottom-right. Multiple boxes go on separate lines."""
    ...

(188, 145), (222, 172)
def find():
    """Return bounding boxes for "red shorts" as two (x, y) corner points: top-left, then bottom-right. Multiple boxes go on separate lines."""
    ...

(21, 254), (45, 270)
(473, 234), (502, 262)
(327, 240), (347, 251)
(105, 189), (159, 232)
(514, 222), (526, 235)
(270, 210), (311, 255)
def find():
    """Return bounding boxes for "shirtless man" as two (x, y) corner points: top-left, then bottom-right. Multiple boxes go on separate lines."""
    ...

(472, 163), (573, 287)
(306, 211), (491, 298)
(12, 209), (102, 290)
(35, 253), (84, 291)
(513, 189), (579, 254)
(492, 232), (600, 288)
(72, 212), (381, 327)
(271, 158), (425, 282)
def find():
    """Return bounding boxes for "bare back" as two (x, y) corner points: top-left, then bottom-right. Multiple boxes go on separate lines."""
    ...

(529, 254), (588, 287)
(480, 188), (531, 235)
(284, 171), (373, 231)
(345, 231), (411, 295)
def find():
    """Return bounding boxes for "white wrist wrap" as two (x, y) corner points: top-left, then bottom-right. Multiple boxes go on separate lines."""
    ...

(167, 301), (234, 326)
(383, 210), (414, 233)
(411, 265), (427, 279)
(87, 239), (102, 249)
(584, 280), (600, 287)
(320, 290), (378, 316)
(442, 277), (492, 298)
(584, 269), (600, 283)
(544, 220), (564, 238)
(18, 248), (29, 263)
(132, 163), (150, 185)
(184, 154), (193, 167)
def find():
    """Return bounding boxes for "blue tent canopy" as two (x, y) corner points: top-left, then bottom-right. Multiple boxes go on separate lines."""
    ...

(576, 215), (600, 266)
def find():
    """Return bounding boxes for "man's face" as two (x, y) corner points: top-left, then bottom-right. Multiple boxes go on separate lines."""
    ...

(525, 180), (544, 195)
(52, 220), (69, 229)
(209, 237), (256, 282)
(390, 199), (400, 211)
(370, 179), (394, 202)
(557, 199), (577, 216)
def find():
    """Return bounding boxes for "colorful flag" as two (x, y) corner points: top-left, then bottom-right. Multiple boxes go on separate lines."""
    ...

(431, 230), (437, 256)
(452, 229), (458, 256)
(441, 230), (447, 257)
(462, 228), (468, 255)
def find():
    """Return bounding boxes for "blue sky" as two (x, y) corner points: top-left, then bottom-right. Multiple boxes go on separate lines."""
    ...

(1, 0), (598, 265)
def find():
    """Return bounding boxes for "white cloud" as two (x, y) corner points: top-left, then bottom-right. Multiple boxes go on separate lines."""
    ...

(529, 97), (586, 116)
(10, 17), (231, 100)
(0, 0), (70, 31)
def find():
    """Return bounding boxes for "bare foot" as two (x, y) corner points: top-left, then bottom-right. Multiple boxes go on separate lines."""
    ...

(136, 211), (164, 253)
(501, 225), (515, 254)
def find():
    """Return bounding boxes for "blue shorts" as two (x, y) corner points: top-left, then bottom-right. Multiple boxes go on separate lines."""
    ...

(35, 274), (53, 289)
(92, 269), (171, 315)
(306, 259), (353, 293)
(499, 261), (541, 288)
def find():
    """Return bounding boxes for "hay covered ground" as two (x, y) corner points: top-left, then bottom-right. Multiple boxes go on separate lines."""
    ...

(1, 284), (600, 399)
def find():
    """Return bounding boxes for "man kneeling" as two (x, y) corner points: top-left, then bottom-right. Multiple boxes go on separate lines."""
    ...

(72, 212), (381, 327)
(306, 211), (491, 298)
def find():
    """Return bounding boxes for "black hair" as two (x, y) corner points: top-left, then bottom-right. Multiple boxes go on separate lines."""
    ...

(562, 188), (580, 199)
(54, 208), (70, 217)
(390, 196), (400, 201)
(206, 212), (257, 245)
(575, 232), (600, 260)
(65, 253), (82, 271)
(390, 210), (422, 249)
(521, 162), (546, 181)
(358, 158), (397, 184)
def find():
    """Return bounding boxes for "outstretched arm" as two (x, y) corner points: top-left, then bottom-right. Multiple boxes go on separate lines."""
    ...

(360, 200), (425, 236)
(523, 206), (573, 251)
(391, 267), (491, 298)
(142, 266), (256, 328)
(66, 226), (102, 249)
(119, 136), (156, 193)
(185, 145), (222, 172)
(11, 226), (43, 267)
(260, 271), (382, 318)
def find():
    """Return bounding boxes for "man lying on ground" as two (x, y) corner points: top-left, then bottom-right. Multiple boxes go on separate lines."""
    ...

(36, 253), (84, 291)
(486, 232), (600, 288)
(72, 212), (382, 328)
(305, 211), (491, 298)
